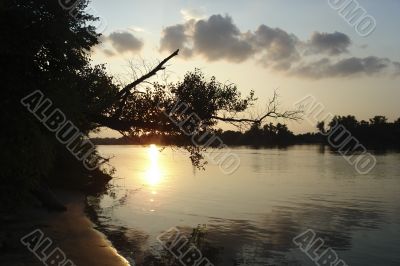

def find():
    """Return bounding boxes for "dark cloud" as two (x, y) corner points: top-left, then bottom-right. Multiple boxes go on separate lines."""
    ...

(306, 31), (351, 55)
(292, 57), (391, 78)
(252, 25), (300, 70)
(159, 14), (398, 79)
(160, 15), (295, 64)
(108, 31), (143, 53)
(193, 15), (253, 62)
(336, 56), (389, 75)
(160, 24), (192, 57)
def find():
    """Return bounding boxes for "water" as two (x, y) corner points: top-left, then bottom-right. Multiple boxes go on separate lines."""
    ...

(91, 145), (400, 266)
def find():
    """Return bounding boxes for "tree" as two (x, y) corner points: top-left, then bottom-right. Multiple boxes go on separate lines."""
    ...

(330, 115), (358, 130)
(316, 121), (326, 134)
(394, 118), (400, 127)
(1, 0), (110, 205)
(1, 0), (302, 204)
(82, 49), (302, 166)
(369, 116), (388, 126)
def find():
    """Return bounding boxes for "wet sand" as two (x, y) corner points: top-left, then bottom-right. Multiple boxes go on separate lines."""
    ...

(0, 190), (130, 266)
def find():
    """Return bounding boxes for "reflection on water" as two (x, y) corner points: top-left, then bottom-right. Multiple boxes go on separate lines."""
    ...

(91, 145), (400, 266)
(145, 144), (163, 186)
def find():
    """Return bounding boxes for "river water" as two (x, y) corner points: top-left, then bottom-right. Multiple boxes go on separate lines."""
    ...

(91, 145), (400, 266)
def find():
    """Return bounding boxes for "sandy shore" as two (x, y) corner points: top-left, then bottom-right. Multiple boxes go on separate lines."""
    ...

(0, 190), (130, 266)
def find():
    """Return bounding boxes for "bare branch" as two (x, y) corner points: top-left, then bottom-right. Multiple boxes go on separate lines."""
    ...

(211, 90), (303, 125)
(116, 49), (179, 99)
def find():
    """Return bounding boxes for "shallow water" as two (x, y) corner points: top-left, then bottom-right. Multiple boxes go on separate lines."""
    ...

(93, 145), (400, 266)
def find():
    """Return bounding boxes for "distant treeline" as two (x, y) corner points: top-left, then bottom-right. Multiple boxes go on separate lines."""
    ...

(92, 115), (400, 149)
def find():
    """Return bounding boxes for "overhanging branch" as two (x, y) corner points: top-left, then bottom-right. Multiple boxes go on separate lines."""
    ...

(116, 49), (179, 99)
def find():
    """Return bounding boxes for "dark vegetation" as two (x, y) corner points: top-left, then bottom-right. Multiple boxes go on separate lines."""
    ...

(92, 115), (400, 148)
(317, 115), (400, 148)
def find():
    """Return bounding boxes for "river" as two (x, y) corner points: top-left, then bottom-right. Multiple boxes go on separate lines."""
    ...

(90, 145), (400, 266)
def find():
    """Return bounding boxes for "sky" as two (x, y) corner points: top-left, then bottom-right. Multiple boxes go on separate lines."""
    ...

(87, 0), (400, 136)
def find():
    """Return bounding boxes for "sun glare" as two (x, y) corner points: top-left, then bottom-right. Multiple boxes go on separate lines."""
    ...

(145, 144), (162, 186)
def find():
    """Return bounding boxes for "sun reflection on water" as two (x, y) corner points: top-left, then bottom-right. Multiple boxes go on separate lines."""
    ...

(145, 144), (163, 186)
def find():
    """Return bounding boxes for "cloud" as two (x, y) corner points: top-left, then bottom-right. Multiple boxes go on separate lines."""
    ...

(159, 13), (398, 79)
(291, 57), (391, 78)
(252, 25), (300, 70)
(180, 8), (206, 21)
(108, 31), (143, 53)
(162, 14), (298, 64)
(128, 26), (146, 33)
(160, 15), (253, 62)
(159, 14), (313, 66)
(160, 24), (192, 57)
(192, 15), (254, 62)
(102, 48), (116, 57)
(334, 57), (389, 75)
(306, 31), (351, 55)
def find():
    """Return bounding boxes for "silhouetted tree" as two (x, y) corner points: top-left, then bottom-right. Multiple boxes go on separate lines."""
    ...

(1, 0), (111, 204)
(316, 121), (326, 134)
(317, 115), (399, 149)
(1, 0), (302, 204)
(370, 115), (388, 126)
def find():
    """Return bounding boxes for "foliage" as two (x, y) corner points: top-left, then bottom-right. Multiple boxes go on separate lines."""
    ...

(0, 0), (114, 204)
(0, 0), (300, 205)
(318, 115), (400, 148)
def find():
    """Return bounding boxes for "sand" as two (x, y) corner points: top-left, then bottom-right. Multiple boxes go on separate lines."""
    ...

(0, 190), (130, 266)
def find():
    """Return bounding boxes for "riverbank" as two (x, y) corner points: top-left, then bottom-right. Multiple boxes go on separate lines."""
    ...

(0, 190), (130, 266)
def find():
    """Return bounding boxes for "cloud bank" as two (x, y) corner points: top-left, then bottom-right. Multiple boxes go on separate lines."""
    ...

(291, 56), (391, 78)
(160, 14), (399, 79)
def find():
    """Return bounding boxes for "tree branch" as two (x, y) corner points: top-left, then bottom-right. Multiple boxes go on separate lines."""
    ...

(211, 91), (303, 125)
(115, 49), (179, 99)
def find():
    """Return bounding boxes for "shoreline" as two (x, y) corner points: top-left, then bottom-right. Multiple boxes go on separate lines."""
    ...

(0, 190), (130, 266)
